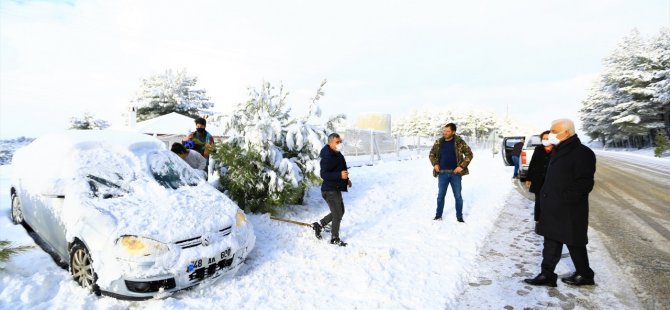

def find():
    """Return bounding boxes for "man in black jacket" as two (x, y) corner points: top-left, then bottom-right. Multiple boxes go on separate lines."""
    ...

(312, 133), (351, 246)
(524, 119), (597, 287)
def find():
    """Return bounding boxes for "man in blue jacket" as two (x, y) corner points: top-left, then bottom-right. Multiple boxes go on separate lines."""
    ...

(312, 133), (351, 247)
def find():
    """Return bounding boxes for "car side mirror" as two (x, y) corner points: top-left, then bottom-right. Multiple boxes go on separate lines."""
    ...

(40, 178), (66, 198)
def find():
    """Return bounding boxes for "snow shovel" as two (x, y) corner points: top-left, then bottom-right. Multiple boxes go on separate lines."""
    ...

(270, 216), (312, 227)
(270, 216), (332, 232)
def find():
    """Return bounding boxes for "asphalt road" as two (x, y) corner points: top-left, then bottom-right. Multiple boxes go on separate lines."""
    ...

(589, 152), (670, 309)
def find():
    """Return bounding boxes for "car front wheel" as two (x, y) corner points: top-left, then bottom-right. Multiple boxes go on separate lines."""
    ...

(70, 242), (100, 295)
(10, 193), (24, 224)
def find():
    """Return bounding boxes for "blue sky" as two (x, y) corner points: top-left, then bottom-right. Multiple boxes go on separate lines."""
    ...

(1, 0), (668, 139)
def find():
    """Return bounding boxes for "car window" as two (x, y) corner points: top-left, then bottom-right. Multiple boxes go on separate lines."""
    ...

(76, 148), (136, 199)
(505, 138), (524, 148)
(148, 151), (202, 189)
(87, 174), (130, 199)
(526, 135), (542, 148)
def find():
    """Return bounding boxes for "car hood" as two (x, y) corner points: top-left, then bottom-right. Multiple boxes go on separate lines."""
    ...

(71, 182), (238, 244)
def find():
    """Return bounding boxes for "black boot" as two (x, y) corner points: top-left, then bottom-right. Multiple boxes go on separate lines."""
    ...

(524, 273), (557, 287)
(433, 216), (442, 221)
(312, 222), (322, 240)
(561, 273), (595, 286)
(330, 238), (347, 247)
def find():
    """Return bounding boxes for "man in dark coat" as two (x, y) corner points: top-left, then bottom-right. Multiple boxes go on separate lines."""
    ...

(525, 119), (597, 287)
(312, 133), (351, 247)
(525, 130), (553, 222)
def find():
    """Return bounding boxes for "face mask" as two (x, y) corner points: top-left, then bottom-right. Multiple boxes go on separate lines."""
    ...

(196, 128), (206, 133)
(335, 143), (344, 152)
(547, 133), (561, 145)
(541, 140), (552, 147)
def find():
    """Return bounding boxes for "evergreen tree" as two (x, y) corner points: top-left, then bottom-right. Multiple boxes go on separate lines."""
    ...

(579, 28), (670, 146)
(0, 240), (32, 271)
(68, 112), (110, 130)
(133, 69), (214, 121)
(212, 80), (344, 213)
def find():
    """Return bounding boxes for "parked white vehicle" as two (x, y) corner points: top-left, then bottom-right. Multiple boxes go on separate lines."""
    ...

(501, 134), (542, 181)
(9, 130), (255, 300)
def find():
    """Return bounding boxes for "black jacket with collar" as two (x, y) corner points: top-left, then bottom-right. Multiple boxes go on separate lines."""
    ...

(537, 135), (596, 246)
(320, 145), (349, 192)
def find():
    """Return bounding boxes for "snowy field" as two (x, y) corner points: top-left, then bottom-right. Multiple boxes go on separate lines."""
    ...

(0, 149), (512, 308)
(0, 149), (540, 309)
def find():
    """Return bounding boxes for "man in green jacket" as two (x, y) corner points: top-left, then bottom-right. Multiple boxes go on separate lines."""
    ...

(428, 123), (473, 222)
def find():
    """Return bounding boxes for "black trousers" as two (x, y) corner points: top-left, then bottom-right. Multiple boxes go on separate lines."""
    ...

(320, 191), (345, 239)
(541, 237), (594, 278)
(534, 191), (542, 222)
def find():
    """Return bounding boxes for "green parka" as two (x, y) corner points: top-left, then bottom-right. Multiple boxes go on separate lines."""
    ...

(428, 135), (473, 177)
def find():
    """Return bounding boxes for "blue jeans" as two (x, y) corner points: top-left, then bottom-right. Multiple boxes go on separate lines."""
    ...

(436, 172), (463, 219)
(512, 155), (520, 177)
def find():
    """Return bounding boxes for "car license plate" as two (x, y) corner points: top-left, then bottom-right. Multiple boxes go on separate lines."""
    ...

(187, 248), (233, 274)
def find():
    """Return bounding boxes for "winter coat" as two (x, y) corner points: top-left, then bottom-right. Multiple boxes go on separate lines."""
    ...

(429, 135), (473, 177)
(512, 142), (523, 156)
(184, 150), (207, 172)
(537, 135), (596, 246)
(320, 145), (349, 192)
(527, 145), (552, 193)
(186, 130), (215, 158)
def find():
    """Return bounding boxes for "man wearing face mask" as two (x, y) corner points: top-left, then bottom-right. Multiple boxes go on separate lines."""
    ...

(525, 119), (597, 287)
(429, 123), (473, 222)
(183, 117), (215, 174)
(525, 130), (553, 224)
(312, 133), (351, 247)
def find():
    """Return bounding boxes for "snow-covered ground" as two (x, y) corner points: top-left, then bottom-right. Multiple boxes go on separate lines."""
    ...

(592, 146), (670, 160)
(457, 184), (641, 309)
(0, 147), (642, 309)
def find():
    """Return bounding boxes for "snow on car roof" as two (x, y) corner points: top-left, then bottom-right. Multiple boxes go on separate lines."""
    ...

(11, 130), (165, 194)
(29, 129), (165, 152)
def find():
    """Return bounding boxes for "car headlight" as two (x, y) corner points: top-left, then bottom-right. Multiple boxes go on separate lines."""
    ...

(115, 235), (169, 258)
(236, 209), (247, 228)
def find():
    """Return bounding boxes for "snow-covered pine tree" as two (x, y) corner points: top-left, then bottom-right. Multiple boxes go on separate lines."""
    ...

(67, 112), (110, 130)
(580, 83), (618, 144)
(0, 240), (32, 271)
(213, 80), (344, 213)
(648, 28), (670, 137)
(132, 69), (214, 121)
(603, 29), (664, 144)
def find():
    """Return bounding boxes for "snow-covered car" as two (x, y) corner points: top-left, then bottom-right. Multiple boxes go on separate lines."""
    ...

(9, 130), (255, 300)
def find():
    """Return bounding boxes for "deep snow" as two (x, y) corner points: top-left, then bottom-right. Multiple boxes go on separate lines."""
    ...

(0, 148), (642, 309)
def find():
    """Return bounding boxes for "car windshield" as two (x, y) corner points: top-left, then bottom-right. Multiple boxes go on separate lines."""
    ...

(526, 135), (542, 147)
(148, 151), (202, 189)
(87, 174), (131, 199)
(76, 148), (135, 199)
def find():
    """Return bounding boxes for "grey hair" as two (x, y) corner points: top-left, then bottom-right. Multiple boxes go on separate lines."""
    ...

(328, 133), (341, 143)
(551, 119), (576, 136)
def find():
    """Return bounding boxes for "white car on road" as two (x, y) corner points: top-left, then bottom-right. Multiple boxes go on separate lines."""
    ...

(9, 130), (255, 300)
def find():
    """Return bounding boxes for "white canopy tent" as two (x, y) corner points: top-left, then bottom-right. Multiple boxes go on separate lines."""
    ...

(133, 112), (223, 136)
